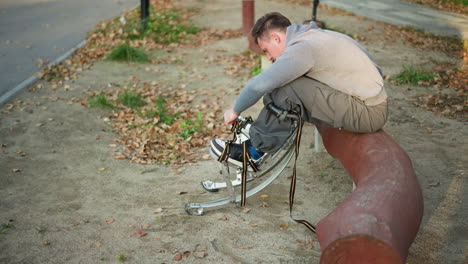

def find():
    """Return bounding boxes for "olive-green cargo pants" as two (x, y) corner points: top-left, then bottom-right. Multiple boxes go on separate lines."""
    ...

(250, 76), (388, 152)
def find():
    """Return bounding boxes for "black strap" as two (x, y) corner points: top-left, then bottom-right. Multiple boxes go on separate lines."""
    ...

(217, 117), (258, 207)
(218, 114), (317, 233)
(289, 111), (317, 233)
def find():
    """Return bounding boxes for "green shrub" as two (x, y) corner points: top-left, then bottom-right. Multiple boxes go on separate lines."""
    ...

(107, 44), (149, 63)
(393, 65), (437, 85)
(146, 96), (180, 125)
(118, 89), (146, 109)
(88, 93), (115, 109)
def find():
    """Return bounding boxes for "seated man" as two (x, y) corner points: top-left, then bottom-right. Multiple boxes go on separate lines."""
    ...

(211, 12), (388, 168)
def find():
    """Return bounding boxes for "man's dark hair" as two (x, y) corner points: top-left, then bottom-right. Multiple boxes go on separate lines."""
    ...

(251, 12), (292, 44)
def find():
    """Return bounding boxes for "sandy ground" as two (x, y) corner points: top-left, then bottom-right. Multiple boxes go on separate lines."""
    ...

(0, 0), (466, 263)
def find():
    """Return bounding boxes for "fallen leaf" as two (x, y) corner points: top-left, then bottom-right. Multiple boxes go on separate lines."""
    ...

(142, 224), (151, 229)
(41, 240), (50, 246)
(233, 246), (254, 249)
(98, 168), (106, 171)
(153, 208), (166, 214)
(279, 224), (289, 230)
(96, 243), (103, 247)
(114, 155), (126, 160)
(260, 202), (270, 207)
(218, 216), (228, 221)
(240, 208), (251, 214)
(260, 194), (269, 198)
(194, 251), (207, 258)
(105, 217), (115, 224)
(173, 253), (183, 261)
(134, 230), (148, 237)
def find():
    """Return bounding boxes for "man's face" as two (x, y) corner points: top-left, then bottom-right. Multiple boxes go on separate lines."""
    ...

(257, 32), (285, 62)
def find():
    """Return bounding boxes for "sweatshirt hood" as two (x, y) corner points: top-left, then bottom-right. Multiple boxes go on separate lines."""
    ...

(285, 22), (321, 44)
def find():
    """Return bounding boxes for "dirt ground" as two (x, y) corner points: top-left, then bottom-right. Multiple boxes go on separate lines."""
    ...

(0, 0), (466, 263)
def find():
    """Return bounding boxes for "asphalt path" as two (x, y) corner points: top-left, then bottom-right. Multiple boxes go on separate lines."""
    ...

(0, 0), (138, 104)
(321, 0), (467, 39)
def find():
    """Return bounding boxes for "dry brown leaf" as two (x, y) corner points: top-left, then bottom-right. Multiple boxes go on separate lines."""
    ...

(173, 253), (183, 261)
(153, 208), (166, 214)
(233, 246), (254, 250)
(194, 251), (207, 258)
(240, 208), (251, 214)
(105, 217), (115, 224)
(218, 216), (229, 221)
(134, 230), (148, 237)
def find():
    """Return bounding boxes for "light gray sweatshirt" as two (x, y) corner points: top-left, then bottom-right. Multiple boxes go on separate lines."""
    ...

(233, 23), (387, 114)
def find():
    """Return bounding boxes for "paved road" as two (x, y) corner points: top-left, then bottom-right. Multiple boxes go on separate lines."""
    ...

(0, 0), (138, 104)
(321, 0), (468, 39)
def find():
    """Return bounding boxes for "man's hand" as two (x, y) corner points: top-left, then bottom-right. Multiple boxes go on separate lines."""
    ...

(224, 108), (239, 125)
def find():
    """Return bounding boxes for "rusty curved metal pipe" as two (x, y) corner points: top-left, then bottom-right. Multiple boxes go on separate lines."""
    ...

(315, 126), (424, 263)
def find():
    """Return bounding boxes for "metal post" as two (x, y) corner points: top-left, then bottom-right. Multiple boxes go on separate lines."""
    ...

(312, 0), (319, 21)
(141, 0), (150, 31)
(242, 0), (261, 53)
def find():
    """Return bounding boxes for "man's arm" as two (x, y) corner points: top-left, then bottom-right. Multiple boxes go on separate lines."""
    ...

(232, 41), (315, 114)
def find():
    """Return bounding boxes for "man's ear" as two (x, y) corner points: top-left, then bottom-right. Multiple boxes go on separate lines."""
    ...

(270, 31), (283, 44)
(270, 32), (280, 43)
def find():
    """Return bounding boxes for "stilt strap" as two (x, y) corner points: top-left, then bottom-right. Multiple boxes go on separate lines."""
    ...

(289, 110), (317, 233)
(217, 117), (258, 207)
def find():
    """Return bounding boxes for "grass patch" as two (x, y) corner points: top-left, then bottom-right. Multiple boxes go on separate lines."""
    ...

(444, 0), (467, 6)
(89, 93), (115, 109)
(179, 112), (203, 139)
(107, 43), (149, 63)
(118, 253), (126, 262)
(0, 223), (14, 235)
(392, 65), (437, 85)
(145, 11), (200, 44)
(323, 25), (356, 39)
(121, 9), (200, 44)
(145, 96), (181, 125)
(251, 56), (262, 76)
(315, 173), (328, 179)
(118, 89), (146, 109)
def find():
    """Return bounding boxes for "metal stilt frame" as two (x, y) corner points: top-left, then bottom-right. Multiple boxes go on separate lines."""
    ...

(185, 116), (298, 216)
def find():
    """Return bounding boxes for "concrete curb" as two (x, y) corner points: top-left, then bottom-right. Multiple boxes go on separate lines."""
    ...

(0, 40), (87, 106)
